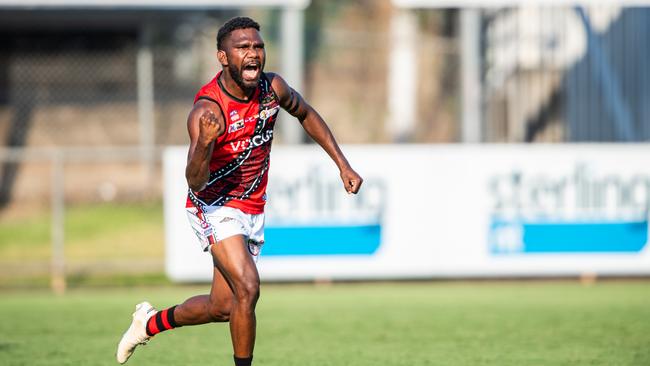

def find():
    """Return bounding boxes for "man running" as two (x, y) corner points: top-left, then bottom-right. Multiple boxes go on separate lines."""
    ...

(116, 16), (363, 366)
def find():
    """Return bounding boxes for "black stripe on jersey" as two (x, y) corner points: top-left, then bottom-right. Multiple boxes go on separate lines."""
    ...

(217, 76), (251, 104)
(254, 75), (271, 133)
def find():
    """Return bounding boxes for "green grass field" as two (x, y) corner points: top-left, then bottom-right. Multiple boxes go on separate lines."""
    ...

(0, 202), (165, 287)
(1, 204), (649, 364)
(1, 281), (649, 366)
(0, 202), (164, 262)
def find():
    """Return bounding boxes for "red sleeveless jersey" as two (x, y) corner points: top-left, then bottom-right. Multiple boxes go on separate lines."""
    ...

(186, 71), (279, 214)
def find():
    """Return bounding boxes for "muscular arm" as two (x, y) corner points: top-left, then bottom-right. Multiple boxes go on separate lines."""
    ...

(269, 73), (363, 194)
(185, 100), (226, 192)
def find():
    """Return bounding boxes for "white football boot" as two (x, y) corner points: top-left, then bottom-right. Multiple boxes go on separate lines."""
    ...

(116, 301), (157, 364)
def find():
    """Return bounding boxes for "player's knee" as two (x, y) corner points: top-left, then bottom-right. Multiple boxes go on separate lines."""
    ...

(234, 278), (260, 307)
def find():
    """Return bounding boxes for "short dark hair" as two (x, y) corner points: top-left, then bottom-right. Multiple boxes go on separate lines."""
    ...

(217, 16), (261, 50)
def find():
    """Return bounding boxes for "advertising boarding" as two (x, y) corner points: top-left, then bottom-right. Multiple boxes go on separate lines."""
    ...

(164, 145), (650, 281)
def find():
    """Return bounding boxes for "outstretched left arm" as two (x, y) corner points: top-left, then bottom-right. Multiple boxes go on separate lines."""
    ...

(269, 73), (363, 194)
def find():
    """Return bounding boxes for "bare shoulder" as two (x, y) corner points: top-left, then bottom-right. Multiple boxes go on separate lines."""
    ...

(266, 72), (291, 99)
(188, 99), (224, 126)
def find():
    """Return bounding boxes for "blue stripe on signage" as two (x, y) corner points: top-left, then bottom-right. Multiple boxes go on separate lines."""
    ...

(263, 224), (381, 256)
(490, 219), (647, 253)
(523, 221), (647, 253)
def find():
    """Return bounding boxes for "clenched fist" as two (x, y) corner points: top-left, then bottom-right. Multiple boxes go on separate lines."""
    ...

(198, 110), (225, 145)
(340, 167), (363, 194)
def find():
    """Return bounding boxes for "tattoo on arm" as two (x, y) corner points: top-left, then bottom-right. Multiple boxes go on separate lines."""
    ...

(287, 90), (300, 114)
(286, 88), (307, 121)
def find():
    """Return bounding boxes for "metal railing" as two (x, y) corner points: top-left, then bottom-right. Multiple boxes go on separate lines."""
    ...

(0, 146), (163, 293)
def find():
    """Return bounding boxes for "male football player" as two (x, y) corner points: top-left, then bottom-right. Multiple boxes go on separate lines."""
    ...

(117, 16), (362, 366)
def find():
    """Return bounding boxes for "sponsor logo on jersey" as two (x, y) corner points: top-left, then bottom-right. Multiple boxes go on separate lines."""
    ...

(230, 130), (274, 152)
(229, 109), (241, 122)
(228, 120), (245, 133)
(261, 93), (277, 107)
(259, 106), (279, 121)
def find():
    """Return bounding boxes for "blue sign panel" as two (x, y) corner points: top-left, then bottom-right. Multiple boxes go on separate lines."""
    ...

(264, 224), (382, 256)
(489, 219), (648, 254)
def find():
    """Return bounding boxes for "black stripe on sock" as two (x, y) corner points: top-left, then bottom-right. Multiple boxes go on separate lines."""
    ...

(155, 312), (165, 331)
(167, 305), (179, 328)
(234, 355), (253, 366)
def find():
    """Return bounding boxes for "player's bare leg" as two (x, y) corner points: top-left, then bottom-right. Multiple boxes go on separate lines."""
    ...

(116, 250), (235, 364)
(173, 264), (233, 325)
(210, 234), (260, 361)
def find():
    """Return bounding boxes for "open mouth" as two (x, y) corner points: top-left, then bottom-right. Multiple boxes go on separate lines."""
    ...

(242, 62), (261, 81)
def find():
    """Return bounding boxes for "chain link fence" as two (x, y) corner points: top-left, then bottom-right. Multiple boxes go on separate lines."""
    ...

(0, 14), (224, 289)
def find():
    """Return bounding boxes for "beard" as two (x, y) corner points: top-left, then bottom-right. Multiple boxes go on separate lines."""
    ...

(228, 63), (258, 94)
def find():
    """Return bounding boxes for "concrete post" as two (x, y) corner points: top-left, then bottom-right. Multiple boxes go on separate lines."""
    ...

(387, 8), (418, 142)
(280, 6), (306, 144)
(460, 8), (482, 143)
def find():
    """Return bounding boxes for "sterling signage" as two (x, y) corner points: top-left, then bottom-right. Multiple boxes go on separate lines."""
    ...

(164, 144), (650, 282)
(489, 164), (650, 254)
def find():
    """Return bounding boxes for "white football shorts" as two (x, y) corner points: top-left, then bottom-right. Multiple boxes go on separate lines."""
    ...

(186, 205), (264, 260)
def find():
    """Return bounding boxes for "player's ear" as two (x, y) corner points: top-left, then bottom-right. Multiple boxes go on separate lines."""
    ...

(217, 50), (228, 66)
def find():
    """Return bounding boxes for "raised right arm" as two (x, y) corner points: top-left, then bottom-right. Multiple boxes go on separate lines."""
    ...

(185, 100), (226, 192)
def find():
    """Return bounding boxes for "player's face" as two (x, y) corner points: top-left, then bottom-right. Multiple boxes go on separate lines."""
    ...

(222, 28), (266, 92)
